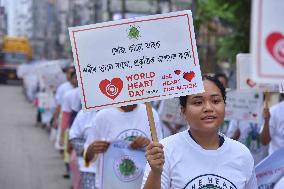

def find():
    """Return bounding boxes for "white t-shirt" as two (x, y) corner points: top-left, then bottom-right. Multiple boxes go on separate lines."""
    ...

(274, 176), (284, 189)
(61, 87), (79, 112)
(69, 110), (97, 173)
(85, 104), (163, 188)
(142, 130), (257, 189)
(71, 88), (81, 112)
(267, 101), (284, 155)
(227, 120), (268, 164)
(55, 82), (73, 106)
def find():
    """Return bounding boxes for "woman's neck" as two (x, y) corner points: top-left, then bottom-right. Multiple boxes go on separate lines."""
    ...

(189, 129), (220, 150)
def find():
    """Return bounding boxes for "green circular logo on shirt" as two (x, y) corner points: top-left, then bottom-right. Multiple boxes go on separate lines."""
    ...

(119, 158), (135, 176)
(114, 155), (141, 182)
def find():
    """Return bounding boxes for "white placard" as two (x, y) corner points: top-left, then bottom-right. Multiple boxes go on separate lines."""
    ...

(101, 141), (146, 189)
(69, 10), (203, 111)
(158, 98), (186, 125)
(225, 90), (263, 122)
(237, 53), (279, 92)
(251, 0), (284, 83)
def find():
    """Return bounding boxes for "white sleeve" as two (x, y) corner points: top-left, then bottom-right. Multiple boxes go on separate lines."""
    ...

(268, 108), (276, 137)
(71, 89), (81, 112)
(83, 114), (102, 151)
(55, 86), (63, 105)
(245, 170), (258, 189)
(226, 120), (239, 138)
(69, 110), (83, 140)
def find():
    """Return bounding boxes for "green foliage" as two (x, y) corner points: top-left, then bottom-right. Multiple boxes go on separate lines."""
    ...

(195, 0), (251, 64)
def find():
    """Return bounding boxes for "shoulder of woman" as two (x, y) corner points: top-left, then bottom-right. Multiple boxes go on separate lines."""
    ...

(226, 137), (254, 159)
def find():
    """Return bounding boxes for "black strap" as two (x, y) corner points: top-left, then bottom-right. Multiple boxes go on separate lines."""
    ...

(188, 130), (224, 147)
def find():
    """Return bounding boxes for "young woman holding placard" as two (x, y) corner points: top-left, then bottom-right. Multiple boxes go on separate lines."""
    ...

(142, 75), (257, 189)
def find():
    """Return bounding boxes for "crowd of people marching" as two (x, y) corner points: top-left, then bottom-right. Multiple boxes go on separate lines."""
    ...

(18, 62), (284, 189)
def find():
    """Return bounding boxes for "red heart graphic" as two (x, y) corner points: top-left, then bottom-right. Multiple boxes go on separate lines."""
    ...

(246, 78), (256, 88)
(266, 32), (284, 67)
(174, 70), (181, 75)
(183, 71), (195, 82)
(99, 78), (123, 100)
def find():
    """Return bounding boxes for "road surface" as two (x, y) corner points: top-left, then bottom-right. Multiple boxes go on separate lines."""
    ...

(0, 85), (70, 189)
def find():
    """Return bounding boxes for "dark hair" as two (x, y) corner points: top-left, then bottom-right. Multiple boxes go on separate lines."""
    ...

(70, 69), (76, 78)
(179, 75), (226, 108)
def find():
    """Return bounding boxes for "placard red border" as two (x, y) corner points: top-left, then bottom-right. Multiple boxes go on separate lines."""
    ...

(72, 13), (197, 109)
(257, 0), (284, 78)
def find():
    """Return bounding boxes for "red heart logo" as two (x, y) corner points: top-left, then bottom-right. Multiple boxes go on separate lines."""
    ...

(99, 78), (123, 100)
(266, 32), (284, 67)
(174, 70), (181, 75)
(246, 78), (256, 88)
(183, 71), (195, 82)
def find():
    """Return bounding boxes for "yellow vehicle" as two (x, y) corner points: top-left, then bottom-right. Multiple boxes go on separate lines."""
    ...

(0, 36), (32, 83)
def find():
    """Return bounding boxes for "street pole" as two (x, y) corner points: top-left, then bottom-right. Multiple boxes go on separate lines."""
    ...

(156, 0), (161, 14)
(122, 0), (126, 19)
(168, 0), (172, 12)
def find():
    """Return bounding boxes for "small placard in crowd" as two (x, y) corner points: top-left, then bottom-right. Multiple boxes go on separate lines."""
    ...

(225, 90), (263, 122)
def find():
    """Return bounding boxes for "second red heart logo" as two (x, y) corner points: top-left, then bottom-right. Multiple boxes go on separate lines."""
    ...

(183, 71), (195, 82)
(174, 70), (181, 75)
(99, 78), (123, 100)
(266, 32), (284, 67)
(246, 78), (256, 88)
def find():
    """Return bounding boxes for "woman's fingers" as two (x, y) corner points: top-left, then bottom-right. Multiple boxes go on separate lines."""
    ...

(145, 142), (165, 174)
(147, 152), (164, 161)
(146, 145), (164, 156)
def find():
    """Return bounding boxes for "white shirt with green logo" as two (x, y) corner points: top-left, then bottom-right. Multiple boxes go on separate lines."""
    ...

(142, 130), (257, 189)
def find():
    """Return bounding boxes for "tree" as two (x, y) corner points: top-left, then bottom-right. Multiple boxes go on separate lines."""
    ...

(195, 0), (251, 64)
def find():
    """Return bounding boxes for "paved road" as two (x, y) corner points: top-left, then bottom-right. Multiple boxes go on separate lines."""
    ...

(0, 85), (70, 189)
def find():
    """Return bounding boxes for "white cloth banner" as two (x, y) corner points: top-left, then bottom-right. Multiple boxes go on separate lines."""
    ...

(38, 92), (56, 109)
(225, 90), (263, 122)
(35, 60), (66, 92)
(69, 10), (203, 111)
(256, 148), (284, 188)
(101, 141), (146, 189)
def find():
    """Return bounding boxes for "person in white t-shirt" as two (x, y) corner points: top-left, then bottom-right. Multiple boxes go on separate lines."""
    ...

(53, 67), (75, 127)
(69, 110), (97, 189)
(227, 120), (268, 164)
(84, 104), (163, 188)
(142, 75), (257, 189)
(59, 70), (78, 180)
(260, 94), (284, 155)
(53, 67), (75, 151)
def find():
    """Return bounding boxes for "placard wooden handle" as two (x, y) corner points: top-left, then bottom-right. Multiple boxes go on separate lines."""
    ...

(264, 91), (270, 108)
(145, 102), (158, 142)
